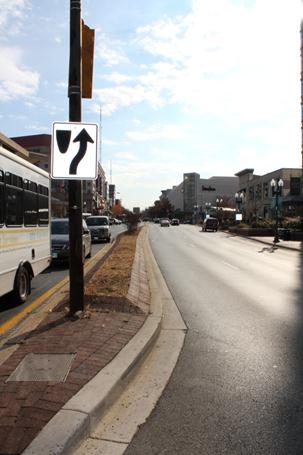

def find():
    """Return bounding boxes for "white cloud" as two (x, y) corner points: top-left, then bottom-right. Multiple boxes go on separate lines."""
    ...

(101, 72), (132, 84)
(95, 32), (129, 67)
(103, 138), (121, 146)
(0, 47), (39, 101)
(56, 81), (68, 89)
(95, 84), (163, 116)
(126, 123), (185, 141)
(114, 151), (137, 161)
(0, 2), (40, 101)
(97, 0), (301, 127)
(0, 0), (29, 37)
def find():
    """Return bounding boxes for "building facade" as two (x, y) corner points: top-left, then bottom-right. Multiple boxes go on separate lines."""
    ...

(0, 132), (29, 159)
(162, 173), (238, 216)
(235, 168), (303, 221)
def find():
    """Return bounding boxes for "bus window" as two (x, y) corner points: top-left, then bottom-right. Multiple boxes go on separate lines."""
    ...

(0, 170), (4, 225)
(24, 189), (38, 226)
(5, 173), (23, 226)
(38, 185), (49, 225)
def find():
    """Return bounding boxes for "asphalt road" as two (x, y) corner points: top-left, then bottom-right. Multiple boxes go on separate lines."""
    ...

(125, 224), (303, 455)
(0, 224), (126, 327)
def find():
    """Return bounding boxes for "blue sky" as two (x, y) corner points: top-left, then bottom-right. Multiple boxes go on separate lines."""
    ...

(0, 0), (302, 209)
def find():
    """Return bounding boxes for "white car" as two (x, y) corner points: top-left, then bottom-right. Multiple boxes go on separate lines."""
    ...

(160, 218), (170, 227)
(86, 215), (111, 242)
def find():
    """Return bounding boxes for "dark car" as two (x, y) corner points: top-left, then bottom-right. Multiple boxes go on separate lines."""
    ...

(51, 218), (92, 262)
(202, 217), (218, 232)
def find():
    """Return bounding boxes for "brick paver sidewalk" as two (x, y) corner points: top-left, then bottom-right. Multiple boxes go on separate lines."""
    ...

(0, 308), (146, 455)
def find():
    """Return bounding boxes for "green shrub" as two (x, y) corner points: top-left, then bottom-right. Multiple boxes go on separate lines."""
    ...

(282, 217), (303, 231)
(250, 219), (275, 229)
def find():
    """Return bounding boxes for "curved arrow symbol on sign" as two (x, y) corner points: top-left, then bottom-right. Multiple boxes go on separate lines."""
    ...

(70, 128), (94, 175)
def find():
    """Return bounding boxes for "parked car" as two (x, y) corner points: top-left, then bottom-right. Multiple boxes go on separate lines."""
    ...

(171, 218), (180, 226)
(113, 218), (122, 225)
(86, 215), (111, 242)
(82, 212), (92, 220)
(154, 218), (160, 223)
(51, 218), (92, 262)
(202, 217), (218, 232)
(160, 218), (170, 227)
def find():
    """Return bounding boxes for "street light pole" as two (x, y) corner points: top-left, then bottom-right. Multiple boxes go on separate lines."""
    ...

(270, 178), (284, 244)
(68, 0), (84, 315)
(235, 192), (244, 221)
(216, 198), (223, 226)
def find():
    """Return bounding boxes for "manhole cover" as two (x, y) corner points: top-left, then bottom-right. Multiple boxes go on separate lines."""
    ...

(7, 353), (75, 382)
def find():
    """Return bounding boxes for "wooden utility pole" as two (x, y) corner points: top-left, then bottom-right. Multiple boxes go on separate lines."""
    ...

(68, 0), (84, 314)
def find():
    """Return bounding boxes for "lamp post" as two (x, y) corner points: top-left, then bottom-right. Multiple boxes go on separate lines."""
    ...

(235, 192), (244, 222)
(270, 178), (284, 243)
(216, 198), (223, 211)
(205, 202), (211, 218)
(216, 198), (223, 225)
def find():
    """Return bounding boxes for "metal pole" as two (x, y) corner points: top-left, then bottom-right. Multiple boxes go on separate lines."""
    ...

(274, 190), (279, 243)
(68, 0), (84, 314)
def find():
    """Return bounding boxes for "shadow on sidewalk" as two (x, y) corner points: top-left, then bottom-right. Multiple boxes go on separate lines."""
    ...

(3, 313), (69, 347)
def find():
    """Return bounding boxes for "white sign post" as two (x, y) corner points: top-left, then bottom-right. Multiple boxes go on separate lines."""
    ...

(51, 121), (98, 179)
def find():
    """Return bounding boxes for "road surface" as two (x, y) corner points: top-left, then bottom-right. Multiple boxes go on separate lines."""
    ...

(125, 223), (303, 455)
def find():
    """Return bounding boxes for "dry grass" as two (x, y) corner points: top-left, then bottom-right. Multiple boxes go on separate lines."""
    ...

(85, 231), (138, 298)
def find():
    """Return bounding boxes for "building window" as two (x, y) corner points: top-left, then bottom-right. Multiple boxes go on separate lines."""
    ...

(248, 186), (254, 200)
(255, 184), (261, 200)
(290, 177), (301, 196)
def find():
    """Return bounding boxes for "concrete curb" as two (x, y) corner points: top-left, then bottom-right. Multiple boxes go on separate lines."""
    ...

(22, 227), (163, 455)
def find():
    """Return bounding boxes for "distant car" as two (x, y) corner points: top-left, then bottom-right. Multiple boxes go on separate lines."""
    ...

(113, 218), (122, 225)
(160, 218), (170, 227)
(154, 218), (160, 223)
(171, 218), (180, 226)
(86, 215), (111, 242)
(202, 217), (218, 232)
(51, 218), (92, 262)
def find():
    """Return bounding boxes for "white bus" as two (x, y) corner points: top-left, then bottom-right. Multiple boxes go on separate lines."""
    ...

(0, 146), (51, 303)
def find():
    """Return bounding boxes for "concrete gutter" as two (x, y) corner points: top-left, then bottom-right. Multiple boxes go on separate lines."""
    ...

(23, 228), (164, 455)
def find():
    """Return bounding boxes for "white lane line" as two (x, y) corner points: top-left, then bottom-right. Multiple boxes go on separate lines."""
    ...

(221, 260), (239, 270)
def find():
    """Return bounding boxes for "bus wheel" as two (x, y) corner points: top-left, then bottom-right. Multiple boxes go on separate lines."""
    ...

(13, 266), (30, 304)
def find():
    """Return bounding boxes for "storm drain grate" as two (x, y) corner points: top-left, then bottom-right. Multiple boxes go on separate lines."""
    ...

(6, 353), (76, 382)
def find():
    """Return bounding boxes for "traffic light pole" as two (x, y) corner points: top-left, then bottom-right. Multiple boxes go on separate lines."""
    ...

(68, 0), (84, 314)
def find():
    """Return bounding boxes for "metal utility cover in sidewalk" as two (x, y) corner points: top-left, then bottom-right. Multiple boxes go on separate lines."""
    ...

(7, 353), (76, 382)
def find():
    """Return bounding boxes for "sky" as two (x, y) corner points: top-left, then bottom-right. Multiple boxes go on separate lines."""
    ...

(0, 0), (302, 210)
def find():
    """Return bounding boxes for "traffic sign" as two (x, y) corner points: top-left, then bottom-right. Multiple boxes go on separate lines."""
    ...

(51, 121), (98, 179)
